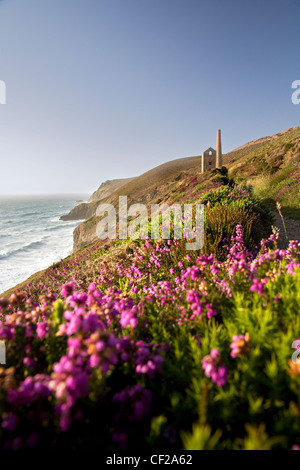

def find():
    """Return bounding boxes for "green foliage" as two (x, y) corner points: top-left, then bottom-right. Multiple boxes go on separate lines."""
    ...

(226, 128), (300, 219)
(234, 424), (285, 450)
(91, 238), (126, 260)
(51, 299), (65, 329)
(181, 424), (222, 450)
(1, 143), (300, 449)
(284, 143), (294, 153)
(203, 203), (267, 256)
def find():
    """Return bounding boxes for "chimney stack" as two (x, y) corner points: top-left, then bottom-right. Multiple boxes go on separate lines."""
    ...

(216, 129), (222, 168)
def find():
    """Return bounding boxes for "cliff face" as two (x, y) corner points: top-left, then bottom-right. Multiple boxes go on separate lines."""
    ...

(72, 154), (206, 251)
(72, 126), (300, 251)
(60, 178), (136, 221)
(60, 201), (99, 221)
(89, 178), (135, 202)
(73, 215), (100, 249)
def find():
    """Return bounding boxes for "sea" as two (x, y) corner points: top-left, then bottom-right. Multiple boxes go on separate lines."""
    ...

(0, 195), (88, 294)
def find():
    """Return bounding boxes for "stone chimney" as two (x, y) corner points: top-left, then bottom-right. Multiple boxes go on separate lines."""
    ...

(216, 129), (222, 168)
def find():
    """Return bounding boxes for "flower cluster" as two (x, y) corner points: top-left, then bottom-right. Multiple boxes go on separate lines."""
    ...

(202, 349), (227, 387)
(230, 333), (251, 358)
(0, 222), (299, 449)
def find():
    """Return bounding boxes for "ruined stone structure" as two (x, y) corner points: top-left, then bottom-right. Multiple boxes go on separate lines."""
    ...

(201, 129), (222, 173)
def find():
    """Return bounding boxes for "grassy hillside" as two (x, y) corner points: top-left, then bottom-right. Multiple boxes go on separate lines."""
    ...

(1, 168), (271, 298)
(224, 126), (300, 218)
(0, 211), (299, 450)
(72, 126), (300, 250)
(72, 157), (205, 250)
(0, 126), (300, 450)
(88, 177), (136, 203)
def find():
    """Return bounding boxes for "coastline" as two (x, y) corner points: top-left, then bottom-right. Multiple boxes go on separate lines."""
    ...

(0, 195), (88, 297)
(0, 267), (48, 298)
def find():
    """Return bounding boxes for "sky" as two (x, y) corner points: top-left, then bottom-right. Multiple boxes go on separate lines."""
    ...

(0, 0), (299, 195)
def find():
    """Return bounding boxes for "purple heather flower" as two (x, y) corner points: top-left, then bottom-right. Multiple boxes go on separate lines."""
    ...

(23, 356), (36, 368)
(120, 309), (138, 329)
(61, 281), (76, 297)
(230, 333), (251, 358)
(206, 303), (217, 319)
(113, 384), (152, 423)
(202, 349), (227, 387)
(1, 412), (19, 433)
(249, 278), (267, 295)
(36, 321), (48, 338)
(135, 342), (165, 378)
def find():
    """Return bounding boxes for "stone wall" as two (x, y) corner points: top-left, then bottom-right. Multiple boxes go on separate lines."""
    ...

(201, 147), (216, 172)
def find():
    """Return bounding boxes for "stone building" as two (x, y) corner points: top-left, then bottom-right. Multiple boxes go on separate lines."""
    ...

(201, 129), (222, 173)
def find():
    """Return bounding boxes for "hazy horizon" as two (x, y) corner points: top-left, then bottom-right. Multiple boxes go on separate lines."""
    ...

(0, 193), (90, 198)
(0, 0), (299, 195)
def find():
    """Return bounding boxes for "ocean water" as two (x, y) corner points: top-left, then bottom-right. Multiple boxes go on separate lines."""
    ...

(0, 195), (87, 294)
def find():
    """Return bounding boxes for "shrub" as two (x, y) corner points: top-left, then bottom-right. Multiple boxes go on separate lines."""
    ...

(0, 228), (300, 450)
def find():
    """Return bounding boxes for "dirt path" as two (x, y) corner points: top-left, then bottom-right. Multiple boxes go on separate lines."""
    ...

(271, 211), (300, 248)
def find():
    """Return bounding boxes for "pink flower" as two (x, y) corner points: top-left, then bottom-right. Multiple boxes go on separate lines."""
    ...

(23, 356), (36, 368)
(230, 333), (250, 358)
(250, 278), (267, 295)
(202, 349), (227, 387)
(60, 281), (76, 297)
(36, 321), (48, 338)
(120, 309), (138, 329)
(206, 304), (217, 319)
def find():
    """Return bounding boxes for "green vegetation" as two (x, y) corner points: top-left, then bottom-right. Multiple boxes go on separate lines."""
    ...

(226, 126), (300, 219)
(0, 127), (300, 450)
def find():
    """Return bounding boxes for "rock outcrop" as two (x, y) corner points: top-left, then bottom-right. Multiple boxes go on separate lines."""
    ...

(89, 178), (135, 202)
(60, 178), (136, 221)
(60, 201), (99, 221)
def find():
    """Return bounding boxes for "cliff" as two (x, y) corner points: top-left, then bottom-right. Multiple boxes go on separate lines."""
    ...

(72, 126), (300, 251)
(2, 125), (300, 297)
(89, 177), (136, 202)
(72, 154), (206, 250)
(60, 178), (136, 221)
(60, 201), (99, 221)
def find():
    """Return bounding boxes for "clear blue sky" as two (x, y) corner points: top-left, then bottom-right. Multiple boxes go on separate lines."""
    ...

(0, 0), (299, 194)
